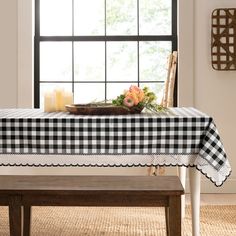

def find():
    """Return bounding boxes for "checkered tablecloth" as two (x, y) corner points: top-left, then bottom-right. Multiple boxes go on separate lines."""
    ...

(0, 107), (231, 186)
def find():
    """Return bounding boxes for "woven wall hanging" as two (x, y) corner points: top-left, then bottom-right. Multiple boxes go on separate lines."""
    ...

(211, 8), (236, 70)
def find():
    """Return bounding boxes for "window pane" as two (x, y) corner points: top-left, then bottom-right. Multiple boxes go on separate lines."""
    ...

(74, 42), (105, 82)
(107, 42), (137, 81)
(140, 41), (172, 81)
(106, 0), (137, 35)
(74, 0), (104, 35)
(40, 0), (72, 36)
(40, 83), (72, 108)
(139, 0), (171, 35)
(74, 83), (105, 103)
(107, 83), (135, 100)
(140, 83), (165, 103)
(40, 42), (72, 82)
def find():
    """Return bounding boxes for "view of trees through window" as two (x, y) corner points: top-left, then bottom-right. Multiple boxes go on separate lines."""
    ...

(35, 0), (177, 108)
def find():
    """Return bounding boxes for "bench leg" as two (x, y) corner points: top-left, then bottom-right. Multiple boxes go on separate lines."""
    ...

(165, 207), (170, 236)
(169, 196), (181, 236)
(9, 195), (23, 236)
(23, 206), (31, 236)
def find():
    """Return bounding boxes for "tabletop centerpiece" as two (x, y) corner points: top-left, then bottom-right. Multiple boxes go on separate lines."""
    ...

(66, 85), (165, 115)
(111, 85), (164, 113)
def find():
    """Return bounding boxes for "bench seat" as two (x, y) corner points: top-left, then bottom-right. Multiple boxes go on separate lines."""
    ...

(0, 175), (184, 236)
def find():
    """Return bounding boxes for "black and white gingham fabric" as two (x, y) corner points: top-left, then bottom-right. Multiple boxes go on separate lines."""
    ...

(0, 107), (229, 174)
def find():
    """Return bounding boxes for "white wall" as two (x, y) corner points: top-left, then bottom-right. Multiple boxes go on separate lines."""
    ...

(192, 0), (236, 192)
(18, 0), (33, 108)
(0, 0), (235, 192)
(0, 0), (18, 108)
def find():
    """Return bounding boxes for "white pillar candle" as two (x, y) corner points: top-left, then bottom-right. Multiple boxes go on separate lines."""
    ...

(44, 92), (55, 112)
(54, 88), (64, 112)
(62, 91), (73, 112)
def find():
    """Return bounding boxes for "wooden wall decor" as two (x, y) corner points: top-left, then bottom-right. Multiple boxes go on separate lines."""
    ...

(211, 8), (236, 70)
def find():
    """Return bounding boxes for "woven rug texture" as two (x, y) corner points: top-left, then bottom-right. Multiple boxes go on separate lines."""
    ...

(0, 205), (235, 236)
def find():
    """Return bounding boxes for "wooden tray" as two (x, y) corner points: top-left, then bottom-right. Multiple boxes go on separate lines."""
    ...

(65, 104), (143, 115)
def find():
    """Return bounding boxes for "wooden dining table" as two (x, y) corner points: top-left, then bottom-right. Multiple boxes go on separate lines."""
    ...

(0, 107), (231, 236)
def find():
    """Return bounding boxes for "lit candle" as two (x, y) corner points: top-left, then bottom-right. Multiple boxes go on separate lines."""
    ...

(44, 92), (55, 112)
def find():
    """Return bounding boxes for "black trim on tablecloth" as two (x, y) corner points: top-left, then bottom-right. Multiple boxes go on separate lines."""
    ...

(0, 162), (231, 187)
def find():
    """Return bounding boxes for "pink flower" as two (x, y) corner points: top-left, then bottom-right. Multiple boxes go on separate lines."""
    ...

(129, 85), (141, 94)
(137, 90), (145, 102)
(128, 85), (145, 103)
(123, 96), (135, 107)
(125, 92), (139, 105)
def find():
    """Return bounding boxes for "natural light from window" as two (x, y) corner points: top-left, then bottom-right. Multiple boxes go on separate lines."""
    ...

(37, 0), (174, 108)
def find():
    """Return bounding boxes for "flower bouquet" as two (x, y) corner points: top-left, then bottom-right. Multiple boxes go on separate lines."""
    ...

(112, 85), (165, 113)
(66, 85), (165, 115)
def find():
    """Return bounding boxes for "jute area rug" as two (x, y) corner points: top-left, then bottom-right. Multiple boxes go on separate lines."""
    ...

(0, 206), (235, 236)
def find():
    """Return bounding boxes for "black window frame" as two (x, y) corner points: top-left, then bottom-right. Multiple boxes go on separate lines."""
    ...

(34, 0), (178, 108)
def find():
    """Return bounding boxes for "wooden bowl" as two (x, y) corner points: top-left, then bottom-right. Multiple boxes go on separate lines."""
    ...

(65, 104), (143, 115)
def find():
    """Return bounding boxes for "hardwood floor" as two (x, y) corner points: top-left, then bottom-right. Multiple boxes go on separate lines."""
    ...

(186, 194), (236, 205)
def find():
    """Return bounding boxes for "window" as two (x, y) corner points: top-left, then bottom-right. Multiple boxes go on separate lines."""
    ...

(34, 0), (177, 108)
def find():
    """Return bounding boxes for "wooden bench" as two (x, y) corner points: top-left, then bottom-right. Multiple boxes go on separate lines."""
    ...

(0, 175), (184, 236)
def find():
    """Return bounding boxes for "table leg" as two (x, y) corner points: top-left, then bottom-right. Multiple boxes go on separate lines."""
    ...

(169, 196), (181, 236)
(179, 166), (186, 218)
(23, 205), (31, 236)
(189, 167), (201, 236)
(165, 207), (170, 236)
(9, 195), (23, 236)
